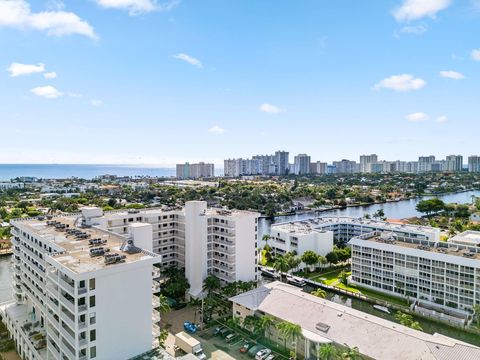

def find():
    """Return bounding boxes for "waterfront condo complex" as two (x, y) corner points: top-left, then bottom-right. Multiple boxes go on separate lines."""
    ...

(1, 213), (162, 360)
(83, 201), (260, 296)
(269, 217), (480, 319)
(0, 201), (259, 360)
(350, 229), (480, 322)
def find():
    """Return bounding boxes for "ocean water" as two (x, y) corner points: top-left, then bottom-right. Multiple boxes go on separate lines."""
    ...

(0, 164), (177, 180)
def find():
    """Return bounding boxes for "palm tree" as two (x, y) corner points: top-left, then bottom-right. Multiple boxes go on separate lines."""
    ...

(257, 315), (275, 339)
(243, 315), (258, 332)
(276, 321), (302, 355)
(158, 294), (171, 314)
(341, 346), (361, 360)
(273, 256), (291, 281)
(227, 315), (241, 329)
(311, 288), (327, 298)
(317, 255), (328, 269)
(202, 274), (221, 294)
(317, 343), (336, 360)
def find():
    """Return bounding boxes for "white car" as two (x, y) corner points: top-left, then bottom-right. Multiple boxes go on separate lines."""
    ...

(255, 348), (272, 360)
(265, 355), (275, 360)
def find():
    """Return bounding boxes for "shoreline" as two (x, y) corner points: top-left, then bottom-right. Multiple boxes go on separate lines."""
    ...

(259, 188), (478, 219)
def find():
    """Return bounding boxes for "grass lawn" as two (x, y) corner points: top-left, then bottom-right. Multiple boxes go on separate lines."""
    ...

(335, 282), (361, 293)
(350, 285), (409, 307)
(310, 268), (349, 283)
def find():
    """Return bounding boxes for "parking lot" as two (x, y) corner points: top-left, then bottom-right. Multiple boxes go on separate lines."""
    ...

(193, 324), (287, 360)
(161, 307), (287, 360)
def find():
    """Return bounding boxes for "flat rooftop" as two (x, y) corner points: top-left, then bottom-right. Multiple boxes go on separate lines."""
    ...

(272, 216), (439, 236)
(450, 231), (480, 246)
(16, 216), (158, 273)
(270, 222), (330, 235)
(352, 232), (480, 260)
(231, 282), (480, 360)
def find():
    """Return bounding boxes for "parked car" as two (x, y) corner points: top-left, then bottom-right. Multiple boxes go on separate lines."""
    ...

(255, 348), (272, 360)
(225, 333), (237, 343)
(248, 345), (265, 358)
(213, 326), (224, 336)
(265, 355), (275, 360)
(240, 342), (252, 353)
(220, 328), (233, 338)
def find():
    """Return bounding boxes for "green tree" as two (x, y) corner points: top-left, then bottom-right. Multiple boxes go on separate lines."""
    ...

(341, 346), (362, 360)
(416, 198), (445, 217)
(325, 251), (339, 265)
(473, 304), (480, 328)
(273, 256), (291, 280)
(317, 343), (337, 360)
(311, 288), (327, 298)
(257, 315), (275, 339)
(339, 271), (349, 286)
(158, 294), (171, 314)
(158, 329), (169, 348)
(301, 250), (319, 272)
(202, 275), (221, 295)
(276, 321), (302, 354)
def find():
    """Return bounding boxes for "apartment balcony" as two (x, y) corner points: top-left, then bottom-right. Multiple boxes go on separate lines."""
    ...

(152, 324), (161, 337)
(78, 321), (87, 331)
(152, 267), (161, 279)
(13, 255), (21, 265)
(211, 262), (235, 273)
(78, 286), (87, 296)
(59, 308), (76, 330)
(47, 269), (59, 284)
(78, 304), (88, 313)
(47, 311), (60, 329)
(22, 245), (44, 265)
(212, 254), (235, 264)
(47, 339), (61, 360)
(60, 340), (76, 359)
(59, 324), (76, 348)
(152, 309), (161, 323)
(47, 324), (61, 344)
(47, 297), (59, 312)
(152, 283), (161, 293)
(152, 296), (160, 308)
(59, 277), (75, 295)
(58, 295), (75, 314)
(214, 272), (236, 283)
(46, 282), (58, 297)
(211, 246), (235, 255)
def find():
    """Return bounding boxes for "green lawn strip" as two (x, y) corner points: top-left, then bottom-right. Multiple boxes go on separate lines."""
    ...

(351, 286), (408, 306)
(334, 282), (361, 293)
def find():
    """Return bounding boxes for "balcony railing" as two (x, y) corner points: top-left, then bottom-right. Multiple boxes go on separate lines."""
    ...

(60, 340), (75, 359)
(58, 295), (75, 313)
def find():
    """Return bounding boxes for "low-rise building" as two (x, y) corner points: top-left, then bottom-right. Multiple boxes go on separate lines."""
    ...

(230, 282), (480, 360)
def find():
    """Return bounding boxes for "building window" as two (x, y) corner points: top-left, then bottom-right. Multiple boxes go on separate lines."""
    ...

(90, 329), (96, 342)
(89, 295), (96, 308)
(90, 346), (96, 359)
(89, 278), (96, 291)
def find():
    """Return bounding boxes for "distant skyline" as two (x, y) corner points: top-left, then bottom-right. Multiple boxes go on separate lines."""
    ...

(1, 0), (480, 165)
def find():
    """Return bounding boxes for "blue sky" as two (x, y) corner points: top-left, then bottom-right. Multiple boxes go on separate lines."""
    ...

(0, 0), (479, 165)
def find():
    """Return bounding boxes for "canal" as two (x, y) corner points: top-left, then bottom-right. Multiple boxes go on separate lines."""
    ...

(258, 190), (480, 236)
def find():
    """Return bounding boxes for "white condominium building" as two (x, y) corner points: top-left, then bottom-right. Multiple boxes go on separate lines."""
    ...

(268, 222), (333, 261)
(469, 156), (480, 173)
(359, 154), (378, 173)
(82, 201), (260, 297)
(349, 230), (480, 313)
(270, 216), (440, 249)
(1, 211), (161, 360)
(176, 162), (215, 179)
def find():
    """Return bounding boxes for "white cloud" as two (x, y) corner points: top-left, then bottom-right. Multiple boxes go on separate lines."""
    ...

(374, 74), (426, 92)
(393, 0), (451, 22)
(44, 71), (57, 79)
(405, 112), (430, 122)
(7, 62), (45, 77)
(471, 49), (480, 61)
(91, 99), (103, 106)
(208, 125), (225, 134)
(400, 24), (428, 34)
(435, 115), (448, 123)
(439, 70), (464, 80)
(95, 0), (180, 15)
(405, 112), (429, 122)
(0, 0), (97, 39)
(31, 85), (63, 98)
(67, 92), (82, 98)
(172, 53), (202, 68)
(259, 103), (283, 114)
